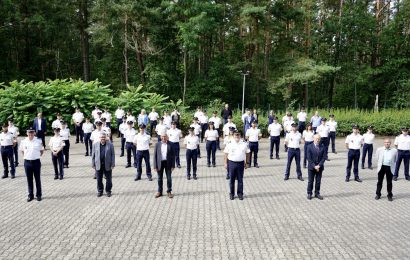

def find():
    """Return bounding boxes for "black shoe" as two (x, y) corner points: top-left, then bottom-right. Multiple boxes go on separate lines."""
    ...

(75, 141), (79, 144)
(93, 175), (97, 179)
(207, 164), (211, 167)
(198, 156), (201, 158)
(1, 175), (8, 179)
(59, 176), (63, 180)
(406, 177), (410, 181)
(11, 175), (15, 179)
(125, 165), (131, 168)
(393, 176), (398, 181)
(284, 176), (289, 181)
(229, 194), (234, 200)
(64, 165), (69, 168)
(255, 164), (259, 168)
(355, 177), (362, 183)
(369, 166), (373, 170)
(226, 175), (230, 180)
(270, 156), (273, 160)
(107, 192), (112, 197)
(315, 194), (324, 200)
(36, 196), (42, 201)
(298, 176), (304, 181)
(120, 154), (124, 157)
(85, 153), (89, 156)
(238, 194), (244, 200)
(148, 177), (153, 181)
(187, 176), (191, 180)
(81, 141), (84, 143)
(375, 195), (381, 200)
(333, 151), (337, 154)
(97, 192), (103, 197)
(27, 197), (34, 202)
(54, 176), (58, 180)
(177, 165), (181, 168)
(345, 177), (350, 182)
(212, 164), (216, 167)
(15, 163), (19, 167)
(361, 166), (365, 170)
(193, 176), (197, 180)
(326, 159), (330, 161)
(303, 165), (307, 169)
(276, 156), (280, 160)
(134, 177), (141, 181)
(307, 194), (312, 200)
(388, 196), (393, 201)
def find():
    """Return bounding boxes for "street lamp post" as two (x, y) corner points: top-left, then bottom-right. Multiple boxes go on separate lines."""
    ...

(239, 71), (250, 114)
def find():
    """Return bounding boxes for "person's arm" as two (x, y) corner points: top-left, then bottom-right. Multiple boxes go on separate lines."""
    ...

(318, 147), (326, 170)
(91, 143), (96, 168)
(224, 152), (228, 169)
(153, 144), (158, 172)
(345, 136), (349, 149)
(110, 143), (115, 169)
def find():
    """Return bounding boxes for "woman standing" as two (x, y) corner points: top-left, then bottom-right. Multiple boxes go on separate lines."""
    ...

(302, 124), (314, 169)
(205, 122), (219, 167)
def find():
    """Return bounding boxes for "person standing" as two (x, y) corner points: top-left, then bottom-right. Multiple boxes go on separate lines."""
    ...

(297, 107), (307, 133)
(284, 123), (304, 181)
(82, 117), (94, 156)
(155, 118), (167, 142)
(8, 118), (20, 167)
(221, 104), (232, 124)
(194, 107), (204, 120)
(208, 111), (222, 150)
(268, 110), (276, 125)
(199, 110), (209, 143)
(125, 110), (136, 126)
(92, 132), (115, 197)
(60, 121), (70, 169)
(137, 109), (149, 128)
(223, 127), (236, 180)
(190, 117), (202, 158)
(345, 125), (364, 182)
(205, 122), (219, 167)
(102, 107), (112, 128)
(115, 106), (125, 138)
(252, 109), (258, 124)
(375, 138), (397, 201)
(167, 121), (182, 168)
(72, 107), (84, 143)
(224, 130), (250, 200)
(148, 108), (159, 137)
(242, 109), (253, 136)
(310, 111), (321, 134)
(124, 121), (137, 168)
(118, 117), (128, 157)
(91, 105), (102, 121)
(171, 109), (181, 129)
(222, 116), (236, 138)
(0, 124), (16, 179)
(33, 113), (47, 149)
(51, 113), (63, 130)
(362, 126), (375, 170)
(20, 127), (44, 202)
(185, 127), (199, 180)
(393, 127), (410, 181)
(133, 124), (152, 181)
(306, 134), (326, 200)
(302, 124), (315, 169)
(49, 128), (65, 180)
(153, 133), (176, 198)
(316, 118), (330, 161)
(245, 121), (262, 168)
(327, 114), (338, 154)
(283, 115), (295, 152)
(163, 111), (172, 129)
(268, 117), (282, 160)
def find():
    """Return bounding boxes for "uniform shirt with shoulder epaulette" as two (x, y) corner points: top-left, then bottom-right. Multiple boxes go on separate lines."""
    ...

(345, 133), (363, 149)
(285, 131), (302, 148)
(184, 134), (199, 150)
(394, 134), (410, 150)
(224, 140), (250, 162)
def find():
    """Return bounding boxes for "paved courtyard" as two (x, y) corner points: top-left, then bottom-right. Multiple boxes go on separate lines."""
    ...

(0, 135), (409, 259)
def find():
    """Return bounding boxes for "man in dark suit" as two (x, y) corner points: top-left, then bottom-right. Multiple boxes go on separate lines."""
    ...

(306, 134), (326, 200)
(33, 113), (47, 149)
(153, 133), (176, 198)
(92, 132), (115, 197)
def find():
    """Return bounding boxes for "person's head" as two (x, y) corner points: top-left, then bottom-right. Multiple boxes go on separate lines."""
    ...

(54, 128), (60, 136)
(301, 106), (305, 112)
(384, 138), (392, 149)
(27, 128), (35, 140)
(85, 117), (90, 123)
(225, 104), (229, 109)
(37, 112), (42, 118)
(269, 110), (274, 115)
(163, 110), (168, 116)
(193, 117), (198, 124)
(273, 116), (278, 123)
(291, 123), (298, 132)
(188, 127), (195, 136)
(171, 121), (177, 129)
(251, 121), (257, 128)
(313, 134), (321, 145)
(8, 119), (13, 126)
(104, 106), (109, 112)
(306, 123), (313, 131)
(321, 118), (327, 125)
(99, 132), (107, 144)
(97, 111), (102, 117)
(208, 121), (215, 130)
(159, 117), (164, 124)
(61, 121), (66, 128)
(95, 105), (99, 109)
(160, 133), (168, 143)
(352, 125), (359, 134)
(141, 109), (146, 115)
(253, 108), (257, 114)
(152, 107), (156, 112)
(246, 109), (250, 115)
(139, 124), (146, 134)
(127, 110), (131, 115)
(287, 112), (292, 117)
(127, 121), (133, 129)
(329, 114), (335, 120)
(213, 111), (217, 117)
(229, 127), (235, 136)
(227, 115), (232, 122)
(233, 130), (241, 142)
(2, 123), (8, 133)
(75, 107), (80, 112)
(402, 127), (409, 136)
(197, 107), (201, 111)
(96, 121), (103, 129)
(314, 111), (319, 116)
(57, 113), (62, 119)
(367, 126), (373, 133)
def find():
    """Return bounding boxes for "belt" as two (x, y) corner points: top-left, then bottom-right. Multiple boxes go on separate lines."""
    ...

(126, 142), (134, 144)
(349, 148), (360, 151)
(1, 145), (13, 148)
(228, 160), (244, 163)
(25, 159), (40, 162)
(398, 149), (410, 152)
(288, 148), (300, 150)
(249, 141), (258, 143)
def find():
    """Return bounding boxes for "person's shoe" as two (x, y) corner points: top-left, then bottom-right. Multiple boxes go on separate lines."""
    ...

(276, 156), (280, 160)
(345, 177), (350, 182)
(326, 159), (330, 161)
(212, 164), (216, 167)
(1, 175), (8, 179)
(270, 156), (273, 160)
(238, 194), (244, 200)
(167, 192), (174, 199)
(27, 197), (34, 202)
(36, 196), (42, 201)
(315, 194), (324, 200)
(177, 165), (181, 168)
(229, 194), (234, 200)
(393, 176), (398, 181)
(59, 176), (63, 180)
(369, 166), (373, 170)
(93, 175), (97, 179)
(355, 177), (362, 183)
(120, 154), (124, 157)
(155, 192), (162, 198)
(64, 165), (69, 168)
(361, 165), (365, 170)
(298, 176), (304, 181)
(284, 176), (289, 181)
(187, 175), (191, 180)
(226, 175), (230, 180)
(375, 195), (381, 200)
(15, 162), (19, 167)
(97, 192), (103, 197)
(148, 177), (153, 181)
(207, 164), (211, 167)
(303, 165), (307, 169)
(75, 141), (79, 144)
(134, 177), (141, 181)
(85, 153), (89, 156)
(255, 164), (259, 168)
(307, 194), (312, 200)
(107, 192), (112, 197)
(388, 196), (393, 201)
(11, 175), (15, 179)
(406, 177), (410, 181)
(333, 151), (337, 154)
(193, 175), (197, 180)
(125, 164), (131, 168)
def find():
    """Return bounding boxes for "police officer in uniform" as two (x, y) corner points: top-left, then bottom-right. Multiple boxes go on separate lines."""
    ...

(8, 118), (19, 167)
(284, 123), (304, 181)
(72, 107), (84, 143)
(393, 127), (410, 181)
(115, 106), (125, 138)
(327, 114), (338, 154)
(268, 117), (282, 160)
(148, 108), (159, 137)
(190, 117), (202, 158)
(124, 121), (137, 168)
(297, 106), (307, 133)
(20, 127), (44, 201)
(362, 126), (375, 170)
(60, 121), (70, 168)
(133, 124), (152, 181)
(0, 123), (16, 179)
(208, 111), (222, 150)
(167, 121), (182, 168)
(316, 118), (330, 161)
(118, 117), (128, 157)
(49, 128), (65, 180)
(245, 121), (262, 168)
(184, 127), (199, 180)
(82, 117), (94, 156)
(204, 122), (219, 167)
(345, 124), (363, 182)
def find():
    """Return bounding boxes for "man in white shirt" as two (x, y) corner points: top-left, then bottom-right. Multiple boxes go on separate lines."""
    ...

(101, 107), (112, 128)
(327, 114), (338, 154)
(190, 117), (202, 158)
(162, 111), (172, 129)
(115, 106), (125, 138)
(133, 124), (152, 181)
(72, 107), (84, 144)
(268, 117), (282, 160)
(148, 108), (159, 137)
(0, 124), (16, 178)
(245, 121), (262, 168)
(284, 123), (304, 181)
(393, 127), (410, 181)
(8, 118), (19, 167)
(375, 138), (397, 201)
(52, 113), (63, 130)
(283, 117), (295, 152)
(198, 110), (209, 143)
(222, 116), (236, 137)
(297, 106), (307, 133)
(124, 121), (137, 168)
(91, 105), (102, 120)
(362, 125), (375, 170)
(167, 122), (182, 168)
(184, 127), (199, 180)
(60, 121), (71, 169)
(224, 130), (250, 200)
(82, 117), (94, 156)
(316, 118), (330, 161)
(20, 127), (44, 202)
(208, 111), (222, 150)
(345, 124), (364, 182)
(49, 128), (65, 180)
(118, 117), (128, 157)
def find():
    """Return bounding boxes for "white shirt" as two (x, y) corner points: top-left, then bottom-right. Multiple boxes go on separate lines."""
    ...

(60, 128), (70, 141)
(92, 109), (101, 120)
(82, 122), (94, 134)
(72, 112), (84, 124)
(285, 131), (302, 148)
(163, 116), (172, 128)
(268, 123), (282, 137)
(303, 130), (314, 142)
(102, 112), (112, 123)
(345, 133), (364, 149)
(316, 124), (330, 138)
(90, 129), (103, 143)
(0, 132), (15, 146)
(115, 109), (125, 119)
(208, 117), (221, 129)
(124, 128), (136, 142)
(20, 137), (43, 160)
(167, 128), (182, 143)
(224, 140), (250, 162)
(148, 111), (159, 121)
(194, 111), (203, 119)
(297, 112), (307, 122)
(52, 119), (62, 130)
(155, 124), (168, 136)
(223, 122), (236, 136)
(283, 120), (294, 132)
(282, 116), (294, 124)
(37, 118), (42, 130)
(161, 143), (168, 160)
(383, 148), (393, 166)
(205, 129), (219, 141)
(102, 126), (111, 137)
(119, 123), (128, 135)
(8, 125), (19, 137)
(224, 135), (235, 146)
(190, 123), (201, 135)
(246, 127), (261, 142)
(326, 120), (338, 132)
(184, 135), (199, 150)
(363, 132), (375, 144)
(49, 136), (65, 151)
(394, 134), (410, 150)
(133, 133), (150, 151)
(198, 114), (208, 124)
(126, 115), (136, 123)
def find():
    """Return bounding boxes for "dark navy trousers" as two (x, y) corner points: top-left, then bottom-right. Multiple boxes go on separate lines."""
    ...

(186, 149), (198, 176)
(136, 150), (152, 178)
(248, 142), (259, 166)
(1, 146), (15, 176)
(126, 142), (137, 167)
(285, 148), (302, 177)
(206, 140), (216, 166)
(169, 142), (180, 167)
(84, 133), (92, 155)
(320, 137), (329, 160)
(307, 169), (322, 195)
(394, 150), (410, 178)
(329, 132), (336, 153)
(63, 140), (70, 166)
(51, 151), (64, 177)
(346, 149), (360, 178)
(228, 160), (244, 195)
(75, 123), (83, 142)
(303, 141), (313, 167)
(269, 136), (280, 158)
(362, 143), (373, 168)
(24, 159), (42, 198)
